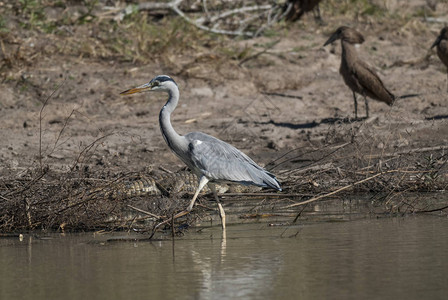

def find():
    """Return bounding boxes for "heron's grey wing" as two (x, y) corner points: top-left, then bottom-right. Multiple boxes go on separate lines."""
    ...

(185, 132), (281, 190)
(352, 60), (395, 104)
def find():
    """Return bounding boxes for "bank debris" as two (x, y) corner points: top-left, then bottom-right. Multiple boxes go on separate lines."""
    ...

(1, 141), (447, 234)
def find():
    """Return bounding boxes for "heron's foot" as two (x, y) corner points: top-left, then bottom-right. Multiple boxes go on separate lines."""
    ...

(217, 202), (226, 230)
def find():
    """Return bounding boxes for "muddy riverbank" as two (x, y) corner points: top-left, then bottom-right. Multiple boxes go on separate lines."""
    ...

(0, 0), (447, 232)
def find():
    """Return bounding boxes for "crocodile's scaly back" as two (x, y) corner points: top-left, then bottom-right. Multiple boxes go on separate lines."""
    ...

(124, 176), (162, 197)
(90, 175), (161, 200)
(90, 171), (261, 201)
(156, 172), (213, 195)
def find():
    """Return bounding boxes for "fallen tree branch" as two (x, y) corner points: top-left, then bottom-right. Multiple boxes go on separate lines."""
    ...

(196, 4), (271, 24)
(170, 3), (255, 37)
(116, 0), (277, 37)
(282, 170), (399, 209)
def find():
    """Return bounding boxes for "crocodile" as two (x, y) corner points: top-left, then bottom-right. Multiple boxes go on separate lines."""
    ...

(93, 171), (261, 200)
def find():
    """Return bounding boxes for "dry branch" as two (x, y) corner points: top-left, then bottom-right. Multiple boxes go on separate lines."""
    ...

(283, 170), (399, 209)
(115, 0), (281, 37)
(69, 134), (113, 171)
(127, 204), (161, 219)
(366, 145), (448, 160)
(38, 82), (64, 169)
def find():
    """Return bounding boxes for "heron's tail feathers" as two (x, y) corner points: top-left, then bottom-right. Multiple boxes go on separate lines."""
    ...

(229, 161), (282, 191)
(265, 173), (282, 191)
(257, 169), (282, 191)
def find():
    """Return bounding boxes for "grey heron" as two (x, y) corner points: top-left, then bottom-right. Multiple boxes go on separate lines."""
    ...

(120, 75), (282, 230)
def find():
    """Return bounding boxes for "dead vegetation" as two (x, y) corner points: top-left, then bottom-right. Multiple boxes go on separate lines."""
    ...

(1, 1), (448, 234)
(1, 101), (447, 233)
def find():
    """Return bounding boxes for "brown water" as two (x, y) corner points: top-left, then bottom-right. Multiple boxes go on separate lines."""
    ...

(1, 216), (448, 300)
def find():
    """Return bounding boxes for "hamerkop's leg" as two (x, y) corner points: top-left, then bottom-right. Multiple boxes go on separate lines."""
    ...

(364, 96), (369, 118)
(313, 5), (323, 24)
(352, 91), (358, 119)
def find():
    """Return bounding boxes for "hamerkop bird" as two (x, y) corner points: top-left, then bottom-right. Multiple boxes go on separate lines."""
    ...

(284, 0), (323, 23)
(324, 26), (395, 118)
(431, 27), (448, 92)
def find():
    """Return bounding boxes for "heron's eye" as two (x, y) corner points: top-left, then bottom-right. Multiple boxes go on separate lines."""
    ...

(152, 81), (160, 87)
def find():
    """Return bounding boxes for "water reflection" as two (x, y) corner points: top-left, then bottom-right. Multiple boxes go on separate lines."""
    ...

(1, 216), (448, 299)
(187, 228), (283, 299)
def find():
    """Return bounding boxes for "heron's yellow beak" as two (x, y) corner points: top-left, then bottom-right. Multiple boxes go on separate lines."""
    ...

(120, 83), (152, 95)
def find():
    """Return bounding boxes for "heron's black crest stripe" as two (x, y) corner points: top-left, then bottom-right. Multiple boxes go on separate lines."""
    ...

(152, 75), (178, 86)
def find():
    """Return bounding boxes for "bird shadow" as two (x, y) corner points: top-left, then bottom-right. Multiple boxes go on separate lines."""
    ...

(425, 115), (448, 121)
(258, 116), (366, 129)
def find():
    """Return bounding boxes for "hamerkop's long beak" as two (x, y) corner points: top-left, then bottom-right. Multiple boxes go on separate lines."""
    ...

(323, 32), (340, 47)
(431, 35), (442, 49)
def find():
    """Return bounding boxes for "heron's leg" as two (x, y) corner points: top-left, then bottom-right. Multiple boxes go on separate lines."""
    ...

(364, 95), (369, 118)
(152, 176), (209, 232)
(446, 70), (447, 93)
(352, 91), (358, 119)
(187, 175), (209, 211)
(208, 183), (226, 229)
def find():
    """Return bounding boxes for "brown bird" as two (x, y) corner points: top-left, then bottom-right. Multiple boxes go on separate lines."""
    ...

(284, 0), (323, 23)
(324, 26), (395, 118)
(431, 27), (448, 92)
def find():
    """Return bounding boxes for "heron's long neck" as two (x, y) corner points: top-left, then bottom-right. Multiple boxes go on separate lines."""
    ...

(159, 86), (185, 154)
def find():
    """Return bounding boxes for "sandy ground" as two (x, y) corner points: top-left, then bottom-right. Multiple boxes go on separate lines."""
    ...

(1, 1), (447, 185)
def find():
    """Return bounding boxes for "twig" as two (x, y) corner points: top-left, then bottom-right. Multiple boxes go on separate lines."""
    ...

(285, 162), (334, 175)
(196, 4), (271, 23)
(254, 3), (289, 37)
(127, 205), (161, 219)
(238, 39), (281, 67)
(171, 213), (175, 238)
(70, 134), (113, 171)
(282, 170), (399, 209)
(202, 0), (210, 20)
(292, 204), (308, 223)
(276, 142), (351, 174)
(365, 145), (448, 160)
(38, 81), (65, 169)
(159, 166), (174, 174)
(221, 192), (311, 197)
(137, 0), (183, 11)
(122, 0), (258, 36)
(266, 145), (309, 170)
(4, 167), (48, 197)
(416, 205), (448, 213)
(171, 4), (255, 37)
(261, 92), (303, 99)
(49, 109), (76, 157)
